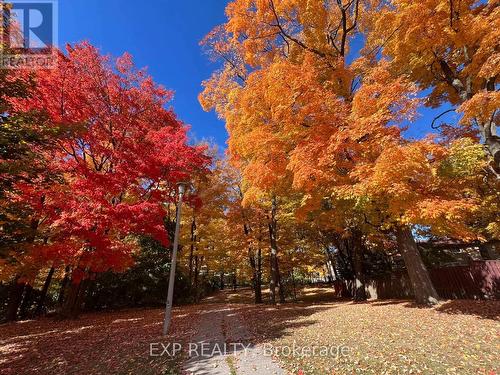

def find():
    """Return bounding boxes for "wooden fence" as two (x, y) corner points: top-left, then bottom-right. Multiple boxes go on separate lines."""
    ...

(348, 261), (500, 300)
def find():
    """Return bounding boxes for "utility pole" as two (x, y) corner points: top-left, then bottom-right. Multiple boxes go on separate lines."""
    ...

(163, 182), (188, 336)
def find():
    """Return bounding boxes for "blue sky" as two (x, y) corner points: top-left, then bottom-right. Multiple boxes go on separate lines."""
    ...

(58, 1), (450, 148)
(59, 0), (229, 148)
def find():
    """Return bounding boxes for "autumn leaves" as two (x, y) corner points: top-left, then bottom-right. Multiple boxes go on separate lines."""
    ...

(199, 0), (499, 304)
(1, 0), (498, 320)
(1, 43), (209, 318)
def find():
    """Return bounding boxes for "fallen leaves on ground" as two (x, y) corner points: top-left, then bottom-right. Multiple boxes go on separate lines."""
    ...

(1, 288), (499, 375)
(239, 292), (500, 375)
(0, 306), (201, 375)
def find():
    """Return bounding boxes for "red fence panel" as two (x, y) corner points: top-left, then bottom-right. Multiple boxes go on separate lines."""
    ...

(361, 260), (500, 300)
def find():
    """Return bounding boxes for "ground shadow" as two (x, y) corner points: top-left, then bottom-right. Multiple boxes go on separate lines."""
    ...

(2, 287), (498, 374)
(365, 297), (500, 320)
(365, 299), (413, 307)
(0, 306), (199, 374)
(203, 288), (347, 345)
(435, 299), (500, 320)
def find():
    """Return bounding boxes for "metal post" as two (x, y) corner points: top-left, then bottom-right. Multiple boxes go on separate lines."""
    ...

(162, 183), (186, 336)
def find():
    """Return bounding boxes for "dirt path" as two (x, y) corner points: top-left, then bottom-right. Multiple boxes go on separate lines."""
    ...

(183, 290), (286, 375)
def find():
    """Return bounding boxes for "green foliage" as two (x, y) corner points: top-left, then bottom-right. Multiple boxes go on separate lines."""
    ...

(438, 138), (486, 178)
(84, 237), (216, 310)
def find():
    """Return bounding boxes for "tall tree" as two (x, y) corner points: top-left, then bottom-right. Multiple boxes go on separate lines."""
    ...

(6, 43), (209, 318)
(199, 0), (451, 305)
(363, 0), (499, 173)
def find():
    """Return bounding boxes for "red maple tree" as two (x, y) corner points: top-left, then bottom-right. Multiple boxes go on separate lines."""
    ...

(10, 43), (209, 284)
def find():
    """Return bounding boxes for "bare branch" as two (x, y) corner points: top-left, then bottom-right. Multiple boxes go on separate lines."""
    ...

(431, 108), (456, 129)
(268, 0), (333, 59)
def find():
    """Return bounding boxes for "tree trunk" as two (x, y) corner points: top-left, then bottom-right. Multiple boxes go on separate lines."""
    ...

(220, 271), (225, 290)
(60, 281), (80, 318)
(268, 198), (279, 305)
(256, 248), (263, 303)
(35, 266), (55, 316)
(74, 278), (90, 314)
(325, 263), (333, 283)
(351, 230), (367, 302)
(6, 220), (39, 321)
(267, 196), (285, 303)
(275, 255), (286, 303)
(249, 246), (263, 303)
(194, 255), (199, 288)
(439, 60), (499, 174)
(479, 241), (499, 260)
(18, 284), (34, 319)
(194, 255), (204, 302)
(60, 274), (90, 319)
(395, 225), (439, 305)
(325, 247), (338, 282)
(290, 269), (297, 301)
(269, 251), (277, 304)
(6, 278), (26, 321)
(248, 248), (258, 300)
(189, 217), (196, 285)
(334, 239), (353, 298)
(58, 266), (70, 305)
(84, 276), (97, 310)
(483, 126), (500, 174)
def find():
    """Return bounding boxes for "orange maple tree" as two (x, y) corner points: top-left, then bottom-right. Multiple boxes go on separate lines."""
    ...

(200, 0), (498, 305)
